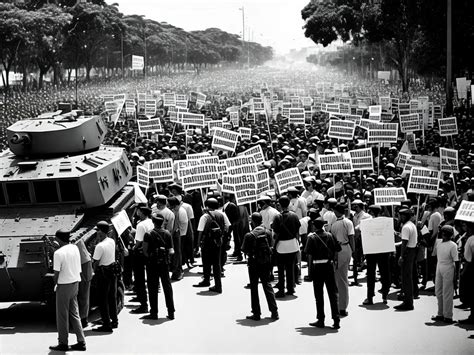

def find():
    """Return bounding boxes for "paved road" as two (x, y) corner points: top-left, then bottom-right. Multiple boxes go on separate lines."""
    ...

(0, 258), (473, 354)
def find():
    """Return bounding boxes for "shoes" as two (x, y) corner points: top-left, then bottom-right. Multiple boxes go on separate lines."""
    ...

(397, 293), (404, 301)
(70, 342), (86, 351)
(309, 320), (325, 328)
(193, 280), (210, 287)
(167, 312), (175, 320)
(414, 295), (420, 300)
(339, 310), (348, 317)
(246, 314), (261, 321)
(458, 317), (474, 325)
(49, 344), (70, 351)
(131, 306), (148, 314)
(350, 281), (359, 286)
(111, 321), (118, 329)
(362, 298), (373, 306)
(171, 273), (184, 281)
(431, 315), (444, 321)
(81, 318), (88, 328)
(129, 297), (140, 302)
(285, 290), (295, 296)
(236, 255), (243, 261)
(394, 303), (414, 311)
(443, 318), (454, 324)
(141, 314), (158, 320)
(454, 303), (470, 309)
(303, 276), (312, 282)
(333, 319), (340, 329)
(208, 286), (222, 293)
(295, 278), (302, 285)
(382, 296), (388, 304)
(271, 312), (279, 320)
(244, 283), (251, 289)
(275, 291), (285, 298)
(92, 325), (113, 332)
(419, 284), (426, 291)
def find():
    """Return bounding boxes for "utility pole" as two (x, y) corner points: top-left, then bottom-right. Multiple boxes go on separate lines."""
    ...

(121, 32), (124, 79)
(239, 7), (246, 68)
(446, 0), (452, 116)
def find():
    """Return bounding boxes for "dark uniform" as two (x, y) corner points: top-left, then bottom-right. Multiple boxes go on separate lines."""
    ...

(241, 222), (278, 320)
(143, 218), (175, 320)
(304, 218), (341, 329)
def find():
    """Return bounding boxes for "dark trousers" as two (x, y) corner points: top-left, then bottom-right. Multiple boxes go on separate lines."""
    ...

(312, 263), (339, 321)
(146, 262), (175, 316)
(352, 235), (363, 282)
(123, 252), (133, 289)
(276, 252), (296, 293)
(181, 235), (194, 265)
(132, 251), (147, 307)
(401, 248), (417, 306)
(96, 268), (118, 327)
(202, 245), (222, 290)
(366, 253), (391, 299)
(171, 234), (183, 277)
(248, 263), (278, 316)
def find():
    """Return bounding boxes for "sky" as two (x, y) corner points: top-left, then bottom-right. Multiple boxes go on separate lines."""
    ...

(108, 0), (317, 54)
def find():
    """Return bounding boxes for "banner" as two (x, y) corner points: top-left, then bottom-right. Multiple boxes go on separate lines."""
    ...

(229, 112), (239, 126)
(255, 170), (271, 195)
(137, 165), (149, 189)
(455, 200), (474, 223)
(350, 148), (374, 171)
(239, 145), (265, 164)
(146, 159), (174, 183)
(275, 167), (304, 193)
(131, 55), (144, 70)
(318, 153), (354, 174)
(407, 167), (441, 195)
(224, 155), (258, 176)
(440, 147), (459, 173)
(211, 128), (241, 152)
(360, 217), (395, 254)
(368, 105), (382, 120)
(379, 96), (391, 111)
(399, 113), (421, 133)
(328, 119), (355, 140)
(238, 127), (252, 141)
(373, 187), (407, 206)
(179, 112), (205, 127)
(377, 71), (390, 81)
(145, 100), (156, 117)
(137, 118), (163, 135)
(399, 103), (410, 116)
(221, 174), (257, 205)
(182, 170), (218, 191)
(367, 122), (398, 143)
(288, 108), (306, 125)
(438, 117), (458, 136)
(111, 210), (132, 236)
(163, 93), (176, 107)
(396, 152), (411, 169)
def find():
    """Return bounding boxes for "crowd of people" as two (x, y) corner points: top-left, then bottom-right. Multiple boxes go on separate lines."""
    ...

(1, 66), (473, 351)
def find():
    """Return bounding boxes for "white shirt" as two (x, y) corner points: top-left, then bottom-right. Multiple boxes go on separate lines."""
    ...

(93, 237), (116, 266)
(323, 210), (337, 232)
(135, 218), (154, 242)
(401, 221), (418, 248)
(289, 197), (307, 219)
(464, 235), (474, 262)
(197, 211), (230, 232)
(156, 207), (175, 234)
(181, 202), (194, 220)
(299, 216), (311, 236)
(435, 240), (459, 266)
(54, 244), (81, 284)
(260, 205), (279, 230)
(174, 206), (189, 236)
(276, 239), (300, 254)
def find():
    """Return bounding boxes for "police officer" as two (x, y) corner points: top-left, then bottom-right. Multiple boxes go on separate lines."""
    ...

(305, 217), (341, 329)
(241, 212), (279, 321)
(142, 214), (175, 320)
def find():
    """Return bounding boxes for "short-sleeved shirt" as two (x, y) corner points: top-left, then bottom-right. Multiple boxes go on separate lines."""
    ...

(54, 244), (81, 284)
(197, 210), (230, 232)
(181, 202), (194, 220)
(260, 206), (279, 230)
(401, 221), (418, 248)
(435, 240), (459, 266)
(289, 197), (307, 219)
(144, 228), (173, 261)
(241, 226), (273, 262)
(93, 237), (116, 266)
(428, 212), (443, 238)
(464, 235), (474, 262)
(305, 230), (340, 261)
(75, 238), (91, 264)
(173, 206), (189, 237)
(299, 216), (311, 236)
(135, 218), (154, 243)
(323, 210), (337, 231)
(330, 217), (355, 244)
(155, 207), (175, 234)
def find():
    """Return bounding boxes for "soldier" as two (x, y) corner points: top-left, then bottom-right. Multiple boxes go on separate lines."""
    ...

(305, 218), (341, 329)
(241, 212), (279, 321)
(142, 214), (175, 320)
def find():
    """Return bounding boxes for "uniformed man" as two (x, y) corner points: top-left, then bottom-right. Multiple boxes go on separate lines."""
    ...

(142, 214), (175, 320)
(241, 212), (279, 321)
(305, 217), (341, 329)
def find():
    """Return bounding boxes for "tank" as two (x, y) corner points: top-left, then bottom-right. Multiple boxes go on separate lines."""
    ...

(0, 110), (134, 311)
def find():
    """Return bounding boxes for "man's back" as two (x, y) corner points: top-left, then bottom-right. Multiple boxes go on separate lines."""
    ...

(54, 244), (81, 284)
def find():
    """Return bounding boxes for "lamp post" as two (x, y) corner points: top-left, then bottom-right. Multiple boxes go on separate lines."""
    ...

(446, 0), (452, 115)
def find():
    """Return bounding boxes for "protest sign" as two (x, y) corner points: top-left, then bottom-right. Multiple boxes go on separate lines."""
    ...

(391, 98), (400, 115)
(146, 159), (174, 183)
(367, 122), (398, 143)
(409, 100), (419, 114)
(373, 187), (407, 206)
(208, 120), (224, 134)
(360, 217), (395, 254)
(186, 152), (211, 160)
(137, 118), (163, 135)
(456, 77), (468, 99)
(222, 174), (257, 205)
(229, 112), (239, 126)
(380, 112), (394, 122)
(301, 96), (312, 107)
(368, 105), (382, 120)
(407, 167), (441, 195)
(179, 112), (205, 127)
(137, 165), (149, 189)
(440, 147), (459, 173)
(163, 93), (176, 107)
(125, 99), (136, 115)
(318, 153), (354, 174)
(182, 171), (218, 191)
(145, 100), (156, 117)
(326, 103), (340, 113)
(275, 167), (304, 193)
(399, 103), (410, 116)
(350, 148), (374, 171)
(328, 119), (355, 140)
(455, 200), (474, 223)
(131, 55), (144, 70)
(239, 144), (265, 164)
(433, 105), (443, 120)
(438, 117), (458, 136)
(211, 128), (240, 152)
(111, 210), (132, 236)
(178, 157), (219, 178)
(224, 155), (258, 176)
(406, 132), (417, 152)
(411, 154), (440, 170)
(288, 108), (306, 125)
(399, 113), (421, 133)
(255, 170), (271, 195)
(379, 96), (391, 111)
(377, 71), (390, 81)
(238, 127), (251, 141)
(345, 114), (362, 126)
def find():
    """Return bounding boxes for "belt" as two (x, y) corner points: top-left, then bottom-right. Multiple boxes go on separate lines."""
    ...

(313, 259), (330, 264)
